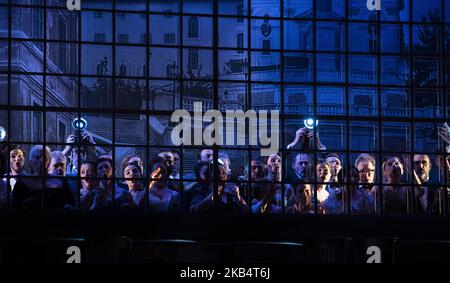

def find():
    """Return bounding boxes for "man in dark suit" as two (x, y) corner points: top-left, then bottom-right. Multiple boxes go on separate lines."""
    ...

(287, 153), (311, 184)
(413, 154), (441, 215)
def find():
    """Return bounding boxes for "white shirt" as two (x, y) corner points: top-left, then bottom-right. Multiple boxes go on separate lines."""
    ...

(2, 173), (20, 192)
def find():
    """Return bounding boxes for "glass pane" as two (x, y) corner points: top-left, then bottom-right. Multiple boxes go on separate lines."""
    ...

(315, 0), (345, 19)
(116, 13), (146, 44)
(183, 0), (213, 14)
(316, 54), (345, 83)
(116, 46), (146, 77)
(349, 87), (378, 117)
(284, 0), (312, 19)
(317, 86), (345, 116)
(283, 52), (313, 83)
(82, 11), (113, 43)
(47, 9), (78, 41)
(150, 14), (179, 46)
(413, 0), (442, 23)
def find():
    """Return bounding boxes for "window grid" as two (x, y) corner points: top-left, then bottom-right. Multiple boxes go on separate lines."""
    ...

(0, 0), (448, 215)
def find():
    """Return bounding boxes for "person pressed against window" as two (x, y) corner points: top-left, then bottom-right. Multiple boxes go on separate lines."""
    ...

(287, 127), (326, 151)
(355, 154), (376, 188)
(79, 161), (98, 210)
(171, 150), (180, 179)
(29, 145), (51, 176)
(291, 153), (311, 182)
(158, 150), (181, 191)
(121, 161), (146, 211)
(312, 161), (349, 215)
(381, 157), (411, 215)
(343, 166), (375, 215)
(266, 153), (294, 208)
(62, 130), (106, 175)
(251, 178), (281, 214)
(92, 155), (128, 209)
(413, 154), (441, 214)
(3, 147), (28, 192)
(413, 154), (432, 185)
(325, 153), (342, 184)
(250, 160), (265, 181)
(48, 151), (67, 177)
(185, 161), (211, 211)
(118, 154), (145, 190)
(199, 149), (213, 163)
(286, 183), (313, 214)
(148, 157), (180, 212)
(191, 159), (247, 213)
(13, 145), (75, 210)
(311, 162), (333, 214)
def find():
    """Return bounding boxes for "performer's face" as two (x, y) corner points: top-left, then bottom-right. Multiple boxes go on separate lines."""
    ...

(30, 147), (48, 175)
(9, 149), (25, 173)
(267, 154), (281, 174)
(316, 164), (331, 183)
(414, 155), (431, 182)
(294, 154), (309, 178)
(384, 157), (404, 180)
(326, 156), (342, 177)
(48, 156), (67, 176)
(295, 183), (311, 205)
(200, 149), (213, 162)
(80, 163), (97, 190)
(124, 164), (142, 190)
(250, 160), (264, 180)
(97, 160), (113, 179)
(357, 161), (375, 184)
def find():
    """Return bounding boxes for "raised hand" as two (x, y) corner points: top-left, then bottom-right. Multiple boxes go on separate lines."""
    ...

(438, 123), (450, 144)
(81, 130), (95, 145)
(287, 127), (307, 149)
(63, 134), (76, 155)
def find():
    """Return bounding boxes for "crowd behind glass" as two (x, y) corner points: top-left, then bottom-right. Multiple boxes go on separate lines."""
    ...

(1, 122), (450, 215)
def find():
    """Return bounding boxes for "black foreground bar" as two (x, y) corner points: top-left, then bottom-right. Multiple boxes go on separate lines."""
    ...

(1, 211), (450, 240)
(1, 211), (450, 263)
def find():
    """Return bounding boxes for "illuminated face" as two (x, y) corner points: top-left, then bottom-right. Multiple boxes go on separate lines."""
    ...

(124, 164), (142, 190)
(30, 147), (49, 175)
(97, 160), (113, 179)
(295, 183), (311, 207)
(294, 154), (310, 178)
(80, 163), (96, 190)
(250, 160), (264, 180)
(316, 164), (331, 183)
(128, 156), (144, 173)
(357, 161), (375, 184)
(267, 154), (281, 174)
(48, 156), (67, 176)
(384, 157), (404, 180)
(326, 156), (342, 177)
(9, 149), (25, 174)
(414, 155), (431, 183)
(200, 149), (213, 162)
(221, 158), (231, 176)
(158, 152), (174, 167)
